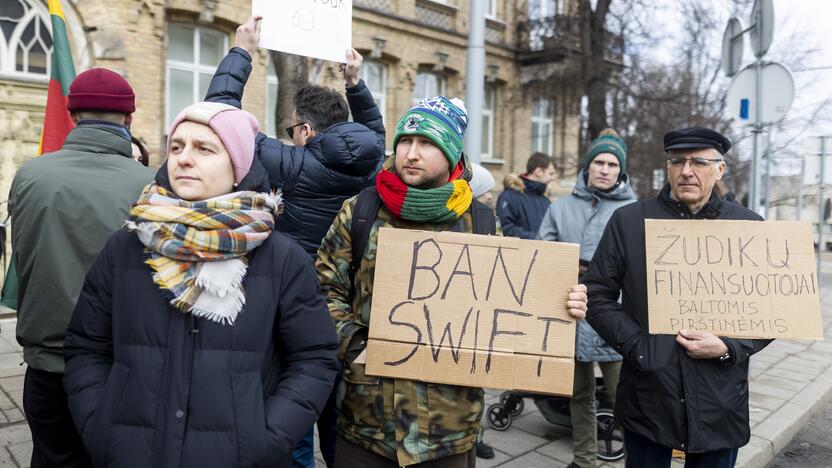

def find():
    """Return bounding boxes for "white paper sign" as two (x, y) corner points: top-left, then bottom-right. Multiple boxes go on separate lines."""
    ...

(252, 0), (352, 63)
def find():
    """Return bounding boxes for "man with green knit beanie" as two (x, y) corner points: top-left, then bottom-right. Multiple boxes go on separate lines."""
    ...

(582, 128), (627, 182)
(317, 97), (590, 467)
(538, 128), (636, 468)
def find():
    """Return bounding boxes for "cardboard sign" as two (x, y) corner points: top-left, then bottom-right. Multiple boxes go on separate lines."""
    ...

(365, 228), (580, 396)
(646, 219), (823, 340)
(252, 0), (352, 63)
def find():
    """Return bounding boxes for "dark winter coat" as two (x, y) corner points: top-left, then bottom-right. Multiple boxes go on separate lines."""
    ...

(495, 174), (550, 239)
(584, 184), (771, 453)
(9, 123), (154, 373)
(537, 170), (636, 362)
(63, 157), (339, 468)
(205, 47), (385, 256)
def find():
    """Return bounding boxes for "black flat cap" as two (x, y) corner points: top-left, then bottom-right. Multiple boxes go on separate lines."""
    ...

(663, 127), (732, 155)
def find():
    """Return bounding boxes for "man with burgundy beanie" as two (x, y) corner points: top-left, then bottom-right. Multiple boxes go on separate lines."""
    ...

(9, 67), (153, 467)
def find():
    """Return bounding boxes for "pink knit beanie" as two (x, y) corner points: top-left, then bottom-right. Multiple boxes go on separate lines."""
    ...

(167, 102), (259, 184)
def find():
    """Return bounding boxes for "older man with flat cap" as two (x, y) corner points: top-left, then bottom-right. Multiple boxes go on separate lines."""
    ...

(583, 127), (771, 468)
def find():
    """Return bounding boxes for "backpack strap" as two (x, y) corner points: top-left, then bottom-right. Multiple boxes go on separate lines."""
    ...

(350, 186), (381, 288)
(470, 199), (497, 235)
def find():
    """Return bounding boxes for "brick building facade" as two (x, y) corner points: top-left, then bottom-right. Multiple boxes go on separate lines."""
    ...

(0, 0), (583, 208)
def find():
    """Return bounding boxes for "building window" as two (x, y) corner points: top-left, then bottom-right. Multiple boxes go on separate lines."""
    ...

(482, 86), (497, 160)
(165, 24), (227, 128)
(528, 0), (562, 50)
(361, 60), (387, 118)
(485, 0), (498, 19)
(265, 56), (279, 137)
(0, 0), (53, 79)
(531, 96), (554, 155)
(412, 71), (446, 105)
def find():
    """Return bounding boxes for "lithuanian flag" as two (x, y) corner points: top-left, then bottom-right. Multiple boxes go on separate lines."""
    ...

(37, 0), (76, 155)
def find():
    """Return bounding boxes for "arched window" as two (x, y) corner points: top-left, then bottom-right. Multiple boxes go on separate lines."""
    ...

(0, 0), (53, 79)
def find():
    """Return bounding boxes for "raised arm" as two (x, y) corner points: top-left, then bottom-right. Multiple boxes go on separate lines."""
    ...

(342, 49), (386, 156)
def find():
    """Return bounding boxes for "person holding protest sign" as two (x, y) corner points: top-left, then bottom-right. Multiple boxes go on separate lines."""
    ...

(537, 128), (636, 468)
(496, 152), (556, 239)
(63, 102), (339, 467)
(584, 127), (771, 468)
(316, 96), (589, 467)
(206, 16), (385, 257)
(206, 16), (385, 466)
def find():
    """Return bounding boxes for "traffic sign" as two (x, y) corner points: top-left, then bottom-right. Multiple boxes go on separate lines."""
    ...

(750, 0), (774, 58)
(721, 17), (744, 77)
(726, 62), (794, 124)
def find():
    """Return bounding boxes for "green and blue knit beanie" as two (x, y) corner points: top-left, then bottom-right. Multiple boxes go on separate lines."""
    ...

(583, 128), (627, 174)
(393, 96), (468, 168)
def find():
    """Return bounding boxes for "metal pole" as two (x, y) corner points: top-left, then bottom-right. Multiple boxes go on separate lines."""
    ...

(818, 136), (826, 276)
(763, 128), (773, 218)
(463, 0), (486, 164)
(797, 154), (805, 221)
(751, 4), (764, 214)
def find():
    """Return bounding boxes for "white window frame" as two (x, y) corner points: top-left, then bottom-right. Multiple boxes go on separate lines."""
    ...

(165, 25), (228, 129)
(361, 59), (387, 121)
(412, 71), (446, 105)
(485, 0), (498, 19)
(265, 56), (279, 137)
(531, 96), (554, 156)
(481, 86), (497, 161)
(0, 0), (52, 82)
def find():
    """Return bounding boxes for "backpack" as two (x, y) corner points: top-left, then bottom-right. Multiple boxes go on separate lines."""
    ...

(349, 186), (497, 287)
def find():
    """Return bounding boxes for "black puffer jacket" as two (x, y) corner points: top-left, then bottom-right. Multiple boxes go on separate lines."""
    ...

(585, 184), (771, 453)
(205, 47), (385, 255)
(63, 158), (339, 467)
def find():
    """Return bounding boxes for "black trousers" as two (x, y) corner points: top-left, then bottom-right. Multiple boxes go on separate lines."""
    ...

(23, 367), (91, 468)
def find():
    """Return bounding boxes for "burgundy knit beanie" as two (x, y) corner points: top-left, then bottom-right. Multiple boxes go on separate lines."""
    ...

(67, 68), (136, 113)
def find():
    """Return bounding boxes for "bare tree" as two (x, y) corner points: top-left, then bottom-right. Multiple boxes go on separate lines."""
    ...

(272, 51), (309, 137)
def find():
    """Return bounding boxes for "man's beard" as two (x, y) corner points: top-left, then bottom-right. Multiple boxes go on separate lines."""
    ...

(395, 167), (448, 190)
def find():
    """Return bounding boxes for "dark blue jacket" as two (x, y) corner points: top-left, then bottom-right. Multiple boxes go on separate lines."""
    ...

(496, 174), (551, 239)
(205, 47), (385, 256)
(63, 159), (339, 468)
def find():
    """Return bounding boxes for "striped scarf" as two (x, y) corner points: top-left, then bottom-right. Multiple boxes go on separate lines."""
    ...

(125, 184), (280, 325)
(376, 159), (473, 223)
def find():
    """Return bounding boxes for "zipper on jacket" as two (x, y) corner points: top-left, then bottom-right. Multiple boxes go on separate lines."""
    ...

(189, 313), (200, 335)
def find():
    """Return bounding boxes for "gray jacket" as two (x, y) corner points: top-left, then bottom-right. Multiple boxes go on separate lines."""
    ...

(10, 123), (154, 373)
(537, 171), (636, 362)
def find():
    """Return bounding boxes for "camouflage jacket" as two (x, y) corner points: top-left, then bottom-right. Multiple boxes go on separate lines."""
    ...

(316, 195), (500, 466)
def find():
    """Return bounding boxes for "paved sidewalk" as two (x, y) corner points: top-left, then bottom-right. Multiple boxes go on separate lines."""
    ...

(0, 269), (830, 467)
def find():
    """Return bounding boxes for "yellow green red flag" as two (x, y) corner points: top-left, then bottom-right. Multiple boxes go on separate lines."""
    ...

(38, 0), (76, 155)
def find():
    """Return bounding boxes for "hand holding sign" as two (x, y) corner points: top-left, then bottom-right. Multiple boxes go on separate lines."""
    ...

(675, 329), (729, 359)
(235, 16), (262, 55)
(566, 284), (588, 320)
(340, 48), (363, 87)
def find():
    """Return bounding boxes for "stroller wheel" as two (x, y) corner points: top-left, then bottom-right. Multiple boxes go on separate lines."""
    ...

(500, 393), (525, 417)
(596, 410), (624, 461)
(486, 404), (513, 431)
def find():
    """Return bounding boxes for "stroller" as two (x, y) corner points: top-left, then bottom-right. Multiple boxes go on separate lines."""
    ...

(486, 377), (624, 462)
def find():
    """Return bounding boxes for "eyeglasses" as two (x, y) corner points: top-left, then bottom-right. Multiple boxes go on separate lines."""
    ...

(666, 156), (724, 168)
(285, 122), (309, 139)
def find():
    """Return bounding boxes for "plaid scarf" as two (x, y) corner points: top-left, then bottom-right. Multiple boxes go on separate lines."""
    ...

(376, 159), (473, 224)
(126, 184), (280, 325)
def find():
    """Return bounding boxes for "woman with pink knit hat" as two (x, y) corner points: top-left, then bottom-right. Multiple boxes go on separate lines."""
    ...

(62, 102), (339, 468)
